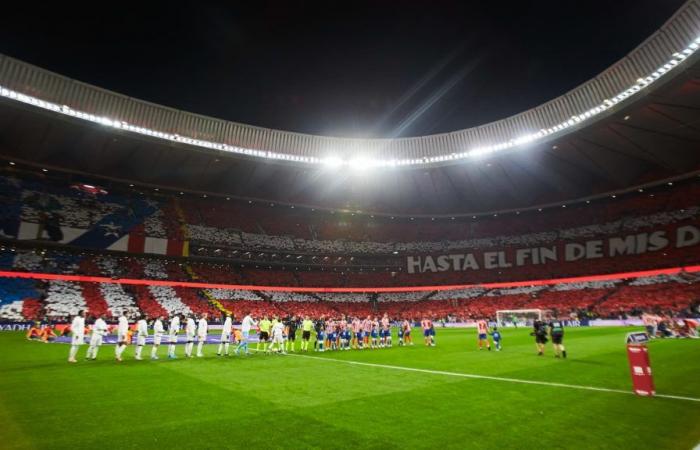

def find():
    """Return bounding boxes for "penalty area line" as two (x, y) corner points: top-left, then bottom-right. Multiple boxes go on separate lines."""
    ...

(284, 352), (700, 403)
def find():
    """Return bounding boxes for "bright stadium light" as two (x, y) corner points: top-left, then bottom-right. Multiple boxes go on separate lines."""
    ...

(322, 156), (344, 168)
(348, 157), (379, 170)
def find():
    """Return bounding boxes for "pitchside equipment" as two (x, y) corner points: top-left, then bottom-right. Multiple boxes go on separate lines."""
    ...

(496, 309), (550, 327)
(626, 332), (655, 396)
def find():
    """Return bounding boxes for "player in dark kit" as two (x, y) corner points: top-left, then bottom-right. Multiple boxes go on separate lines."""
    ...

(531, 320), (548, 356)
(285, 316), (298, 353)
(548, 319), (567, 358)
(314, 318), (325, 351)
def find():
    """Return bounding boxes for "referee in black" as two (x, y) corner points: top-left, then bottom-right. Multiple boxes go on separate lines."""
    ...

(549, 319), (567, 358)
(532, 319), (548, 356)
(285, 315), (298, 352)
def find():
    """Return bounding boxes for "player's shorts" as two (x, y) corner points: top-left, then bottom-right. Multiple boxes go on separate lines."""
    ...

(429, 329), (435, 336)
(370, 331), (378, 338)
(137, 335), (146, 346)
(328, 333), (336, 341)
(355, 331), (363, 339)
(169, 334), (178, 344)
(197, 334), (207, 343)
(186, 334), (195, 343)
(221, 332), (231, 342)
(302, 330), (311, 340)
(317, 333), (325, 341)
(89, 334), (102, 347)
(118, 333), (128, 344)
(241, 331), (249, 341)
(288, 331), (296, 341)
(259, 331), (269, 341)
(397, 330), (404, 337)
(271, 334), (284, 344)
(404, 329), (411, 336)
(535, 335), (548, 344)
(551, 333), (563, 344)
(153, 334), (162, 346)
(478, 333), (487, 340)
(71, 335), (84, 346)
(423, 329), (431, 337)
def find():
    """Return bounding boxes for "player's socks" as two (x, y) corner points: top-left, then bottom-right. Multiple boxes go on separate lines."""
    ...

(197, 341), (204, 357)
(69, 345), (79, 362)
(224, 342), (229, 355)
(151, 346), (158, 359)
(562, 350), (567, 358)
(135, 346), (142, 359)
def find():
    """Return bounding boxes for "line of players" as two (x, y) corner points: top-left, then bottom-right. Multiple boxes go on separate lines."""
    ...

(258, 314), (424, 353)
(65, 310), (437, 363)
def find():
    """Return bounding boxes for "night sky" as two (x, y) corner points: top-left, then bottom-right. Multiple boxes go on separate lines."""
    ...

(0, 1), (686, 138)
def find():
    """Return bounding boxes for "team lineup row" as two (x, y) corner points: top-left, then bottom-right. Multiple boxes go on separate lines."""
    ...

(31, 311), (569, 362)
(59, 311), (449, 363)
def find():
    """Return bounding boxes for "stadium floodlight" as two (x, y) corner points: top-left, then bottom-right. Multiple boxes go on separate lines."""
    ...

(322, 156), (343, 168)
(348, 157), (378, 170)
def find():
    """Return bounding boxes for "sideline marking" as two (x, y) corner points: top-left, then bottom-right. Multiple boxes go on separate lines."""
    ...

(284, 352), (700, 403)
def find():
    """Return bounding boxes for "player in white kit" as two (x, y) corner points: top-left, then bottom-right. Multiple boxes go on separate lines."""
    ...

(68, 310), (86, 363)
(168, 314), (181, 359)
(151, 316), (164, 360)
(86, 315), (108, 360)
(235, 312), (256, 356)
(268, 320), (286, 354)
(115, 312), (129, 362)
(196, 313), (208, 357)
(135, 314), (149, 360)
(217, 314), (233, 356)
(184, 315), (196, 358)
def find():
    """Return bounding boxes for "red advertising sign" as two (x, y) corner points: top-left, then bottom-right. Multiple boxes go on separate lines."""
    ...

(626, 343), (655, 396)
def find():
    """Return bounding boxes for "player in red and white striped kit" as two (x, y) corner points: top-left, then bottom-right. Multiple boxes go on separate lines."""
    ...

(476, 319), (491, 351)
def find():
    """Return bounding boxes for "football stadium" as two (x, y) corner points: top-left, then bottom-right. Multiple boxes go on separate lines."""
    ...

(1, 2), (700, 449)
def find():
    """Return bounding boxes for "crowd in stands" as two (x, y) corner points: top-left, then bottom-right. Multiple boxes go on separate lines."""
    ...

(0, 169), (699, 324)
(3, 171), (700, 259)
(0, 245), (698, 322)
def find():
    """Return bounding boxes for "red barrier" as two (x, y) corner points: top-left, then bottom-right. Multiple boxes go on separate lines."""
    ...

(0, 265), (698, 293)
(626, 343), (655, 396)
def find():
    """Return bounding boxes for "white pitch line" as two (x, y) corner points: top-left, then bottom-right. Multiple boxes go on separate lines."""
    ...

(283, 352), (700, 403)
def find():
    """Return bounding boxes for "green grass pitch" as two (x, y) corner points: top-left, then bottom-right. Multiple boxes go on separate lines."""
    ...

(0, 327), (698, 449)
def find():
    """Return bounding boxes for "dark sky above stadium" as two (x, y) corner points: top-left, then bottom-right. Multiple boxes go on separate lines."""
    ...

(0, 0), (686, 138)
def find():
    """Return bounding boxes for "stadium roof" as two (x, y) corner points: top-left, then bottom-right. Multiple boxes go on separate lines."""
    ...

(0, 1), (699, 215)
